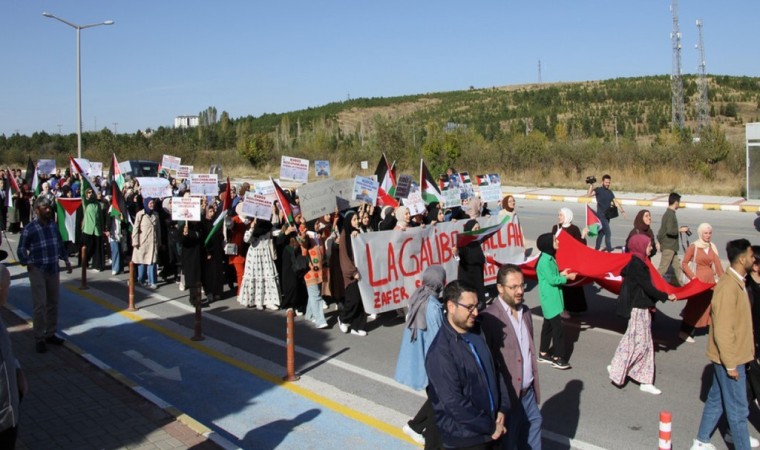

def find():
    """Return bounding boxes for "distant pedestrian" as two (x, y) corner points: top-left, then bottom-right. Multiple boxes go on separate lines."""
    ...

(17, 197), (73, 353)
(585, 174), (626, 252)
(691, 239), (754, 450)
(425, 281), (508, 449)
(657, 192), (690, 286)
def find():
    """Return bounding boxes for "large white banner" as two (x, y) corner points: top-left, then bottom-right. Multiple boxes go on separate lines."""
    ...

(352, 215), (525, 314)
(135, 177), (172, 198)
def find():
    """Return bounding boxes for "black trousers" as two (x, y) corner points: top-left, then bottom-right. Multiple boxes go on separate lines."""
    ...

(539, 315), (566, 360)
(408, 398), (442, 449)
(0, 426), (18, 448)
(339, 281), (367, 331)
(82, 233), (104, 270)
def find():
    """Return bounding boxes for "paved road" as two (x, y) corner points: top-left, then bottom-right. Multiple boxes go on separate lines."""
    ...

(3, 196), (759, 450)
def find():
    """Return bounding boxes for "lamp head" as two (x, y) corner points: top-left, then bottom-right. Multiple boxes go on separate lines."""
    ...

(104, 20), (114, 25)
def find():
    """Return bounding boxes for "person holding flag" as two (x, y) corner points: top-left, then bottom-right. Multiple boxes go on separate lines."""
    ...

(456, 219), (487, 307)
(552, 208), (588, 314)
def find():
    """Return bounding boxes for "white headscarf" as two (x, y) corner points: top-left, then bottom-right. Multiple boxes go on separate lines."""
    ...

(559, 207), (574, 228)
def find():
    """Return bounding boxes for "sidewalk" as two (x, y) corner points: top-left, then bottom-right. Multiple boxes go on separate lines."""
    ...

(503, 185), (760, 212)
(2, 306), (219, 450)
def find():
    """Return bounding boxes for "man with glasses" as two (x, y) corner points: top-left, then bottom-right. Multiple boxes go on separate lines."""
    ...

(425, 281), (509, 449)
(481, 264), (542, 449)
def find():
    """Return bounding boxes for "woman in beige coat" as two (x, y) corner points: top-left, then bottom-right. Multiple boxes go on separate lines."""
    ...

(131, 197), (161, 289)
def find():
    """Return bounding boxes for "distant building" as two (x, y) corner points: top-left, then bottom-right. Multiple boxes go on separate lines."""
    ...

(174, 115), (199, 128)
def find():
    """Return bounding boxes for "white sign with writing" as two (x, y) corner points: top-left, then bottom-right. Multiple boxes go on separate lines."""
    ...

(171, 197), (201, 221)
(241, 192), (273, 221)
(161, 154), (181, 172)
(176, 165), (193, 179)
(38, 159), (56, 175)
(135, 177), (172, 198)
(279, 156), (309, 184)
(189, 174), (219, 196)
(89, 162), (103, 178)
(352, 176), (379, 206)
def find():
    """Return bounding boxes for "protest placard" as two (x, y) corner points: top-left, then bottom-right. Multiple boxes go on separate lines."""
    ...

(189, 174), (219, 196)
(72, 158), (91, 177)
(176, 165), (193, 179)
(161, 154), (181, 172)
(476, 173), (502, 202)
(315, 160), (330, 177)
(280, 156), (309, 183)
(441, 187), (462, 208)
(89, 162), (103, 178)
(352, 176), (379, 206)
(38, 159), (56, 175)
(333, 179), (361, 211)
(394, 174), (413, 199)
(458, 172), (474, 200)
(253, 180), (277, 202)
(298, 178), (338, 221)
(135, 177), (172, 198)
(241, 192), (273, 221)
(402, 182), (426, 215)
(171, 197), (201, 221)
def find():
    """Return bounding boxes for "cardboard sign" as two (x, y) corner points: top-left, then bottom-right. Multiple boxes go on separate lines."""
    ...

(171, 197), (201, 221)
(135, 177), (171, 198)
(352, 176), (379, 206)
(89, 162), (103, 178)
(176, 165), (193, 179)
(38, 159), (56, 175)
(280, 156), (309, 183)
(315, 160), (330, 177)
(72, 158), (91, 177)
(189, 174), (219, 196)
(161, 154), (181, 172)
(333, 179), (361, 211)
(394, 174), (413, 199)
(241, 192), (274, 221)
(298, 178), (338, 221)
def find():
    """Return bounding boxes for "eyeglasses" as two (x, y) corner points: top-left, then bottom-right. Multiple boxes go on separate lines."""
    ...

(454, 301), (480, 314)
(501, 283), (526, 292)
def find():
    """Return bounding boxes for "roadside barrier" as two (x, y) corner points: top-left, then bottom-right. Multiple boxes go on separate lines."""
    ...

(191, 285), (205, 341)
(284, 308), (299, 381)
(80, 245), (88, 289)
(127, 261), (137, 311)
(659, 410), (672, 449)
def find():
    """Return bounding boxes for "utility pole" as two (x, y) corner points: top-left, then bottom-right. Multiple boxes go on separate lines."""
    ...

(538, 59), (542, 84)
(670, 0), (685, 130)
(695, 19), (710, 135)
(112, 122), (118, 134)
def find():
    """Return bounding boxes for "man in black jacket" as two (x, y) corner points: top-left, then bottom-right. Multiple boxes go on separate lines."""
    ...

(425, 281), (509, 449)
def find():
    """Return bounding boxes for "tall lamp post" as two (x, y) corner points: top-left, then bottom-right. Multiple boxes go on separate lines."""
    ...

(42, 12), (114, 159)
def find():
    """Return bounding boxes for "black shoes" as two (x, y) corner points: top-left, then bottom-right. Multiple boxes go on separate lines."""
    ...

(45, 335), (65, 345)
(551, 357), (572, 370)
(35, 341), (47, 353)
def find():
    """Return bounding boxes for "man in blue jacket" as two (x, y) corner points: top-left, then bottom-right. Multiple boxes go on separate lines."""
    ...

(425, 281), (509, 449)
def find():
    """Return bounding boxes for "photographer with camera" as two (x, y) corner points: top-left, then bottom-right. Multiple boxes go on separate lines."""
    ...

(656, 192), (690, 286)
(585, 174), (626, 252)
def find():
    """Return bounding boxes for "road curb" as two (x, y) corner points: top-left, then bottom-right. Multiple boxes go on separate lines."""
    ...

(511, 193), (760, 213)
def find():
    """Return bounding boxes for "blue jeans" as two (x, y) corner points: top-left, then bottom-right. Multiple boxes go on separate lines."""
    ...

(137, 263), (156, 285)
(504, 384), (543, 450)
(109, 240), (121, 274)
(305, 284), (327, 327)
(696, 363), (750, 449)
(595, 215), (612, 251)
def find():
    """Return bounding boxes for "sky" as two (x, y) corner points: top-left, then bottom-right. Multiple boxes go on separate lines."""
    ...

(2, 1), (758, 136)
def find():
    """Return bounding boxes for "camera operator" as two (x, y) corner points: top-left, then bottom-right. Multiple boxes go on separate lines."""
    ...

(585, 174), (626, 252)
(656, 192), (690, 286)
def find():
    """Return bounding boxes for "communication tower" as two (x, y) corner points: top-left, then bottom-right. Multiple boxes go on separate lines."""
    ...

(695, 19), (710, 133)
(670, 0), (685, 129)
(538, 59), (542, 84)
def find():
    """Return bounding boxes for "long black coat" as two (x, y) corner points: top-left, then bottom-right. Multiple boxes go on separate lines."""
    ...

(458, 244), (486, 303)
(179, 221), (203, 288)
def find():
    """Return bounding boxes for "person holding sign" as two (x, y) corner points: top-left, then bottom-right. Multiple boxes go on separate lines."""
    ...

(201, 204), (226, 303)
(238, 218), (280, 311)
(180, 219), (206, 307)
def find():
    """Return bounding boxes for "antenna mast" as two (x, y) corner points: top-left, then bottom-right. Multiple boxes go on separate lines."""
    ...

(538, 59), (542, 84)
(670, 0), (685, 130)
(695, 19), (710, 134)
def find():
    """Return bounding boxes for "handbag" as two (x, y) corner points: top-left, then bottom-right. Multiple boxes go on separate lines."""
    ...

(224, 242), (238, 255)
(605, 204), (619, 220)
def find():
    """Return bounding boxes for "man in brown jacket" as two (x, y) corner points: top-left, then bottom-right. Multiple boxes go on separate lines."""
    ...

(691, 239), (755, 450)
(481, 264), (542, 450)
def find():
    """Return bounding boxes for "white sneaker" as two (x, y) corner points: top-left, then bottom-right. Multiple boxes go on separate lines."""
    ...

(316, 323), (329, 329)
(679, 331), (696, 343)
(402, 424), (425, 445)
(689, 439), (716, 450)
(725, 433), (760, 447)
(640, 384), (661, 395)
(337, 319), (349, 333)
(367, 314), (377, 321)
(322, 302), (329, 310)
(350, 329), (367, 337)
(295, 310), (304, 317)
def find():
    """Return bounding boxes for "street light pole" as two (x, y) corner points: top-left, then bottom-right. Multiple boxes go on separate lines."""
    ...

(42, 12), (114, 159)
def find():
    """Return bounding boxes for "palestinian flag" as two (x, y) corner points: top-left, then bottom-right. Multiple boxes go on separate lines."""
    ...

(24, 157), (40, 196)
(271, 177), (298, 225)
(374, 154), (398, 207)
(57, 198), (82, 243)
(420, 160), (443, 205)
(456, 214), (511, 248)
(6, 168), (20, 209)
(69, 156), (96, 201)
(204, 177), (231, 247)
(586, 203), (602, 237)
(108, 154), (129, 222)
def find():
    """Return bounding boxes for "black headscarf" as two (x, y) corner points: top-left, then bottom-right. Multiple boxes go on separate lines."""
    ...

(342, 210), (358, 261)
(536, 232), (556, 258)
(464, 219), (478, 232)
(426, 203), (442, 225)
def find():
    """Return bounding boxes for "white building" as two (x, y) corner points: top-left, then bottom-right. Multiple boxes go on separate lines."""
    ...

(174, 115), (199, 128)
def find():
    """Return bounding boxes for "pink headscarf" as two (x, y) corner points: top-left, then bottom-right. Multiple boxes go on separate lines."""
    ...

(627, 234), (651, 261)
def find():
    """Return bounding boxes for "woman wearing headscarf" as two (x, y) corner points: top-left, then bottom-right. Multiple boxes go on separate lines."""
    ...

(678, 222), (724, 343)
(608, 234), (676, 395)
(179, 218), (205, 307)
(394, 265), (446, 448)
(498, 195), (516, 218)
(338, 210), (368, 336)
(227, 204), (249, 295)
(551, 207), (588, 314)
(200, 203), (226, 303)
(425, 203), (444, 225)
(625, 210), (658, 258)
(238, 217), (280, 310)
(394, 206), (411, 231)
(131, 197), (161, 289)
(536, 232), (576, 370)
(378, 206), (397, 231)
(456, 219), (486, 306)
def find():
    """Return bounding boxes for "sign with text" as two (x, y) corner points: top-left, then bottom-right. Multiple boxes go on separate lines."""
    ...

(189, 174), (219, 196)
(458, 172), (474, 200)
(89, 162), (103, 178)
(476, 173), (502, 203)
(280, 156), (309, 184)
(176, 165), (193, 179)
(38, 159), (56, 175)
(333, 179), (362, 211)
(161, 154), (181, 172)
(241, 192), (273, 221)
(394, 174), (413, 199)
(298, 178), (338, 221)
(360, 161), (368, 170)
(441, 187), (462, 208)
(72, 158), (91, 177)
(352, 215), (525, 313)
(254, 180), (277, 202)
(171, 197), (201, 221)
(315, 160), (330, 177)
(352, 176), (379, 206)
(135, 177), (171, 198)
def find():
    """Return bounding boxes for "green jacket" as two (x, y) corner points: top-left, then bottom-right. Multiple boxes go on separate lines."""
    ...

(82, 201), (103, 236)
(657, 208), (679, 253)
(536, 254), (566, 319)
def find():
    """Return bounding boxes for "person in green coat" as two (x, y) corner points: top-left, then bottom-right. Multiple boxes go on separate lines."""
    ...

(536, 233), (577, 370)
